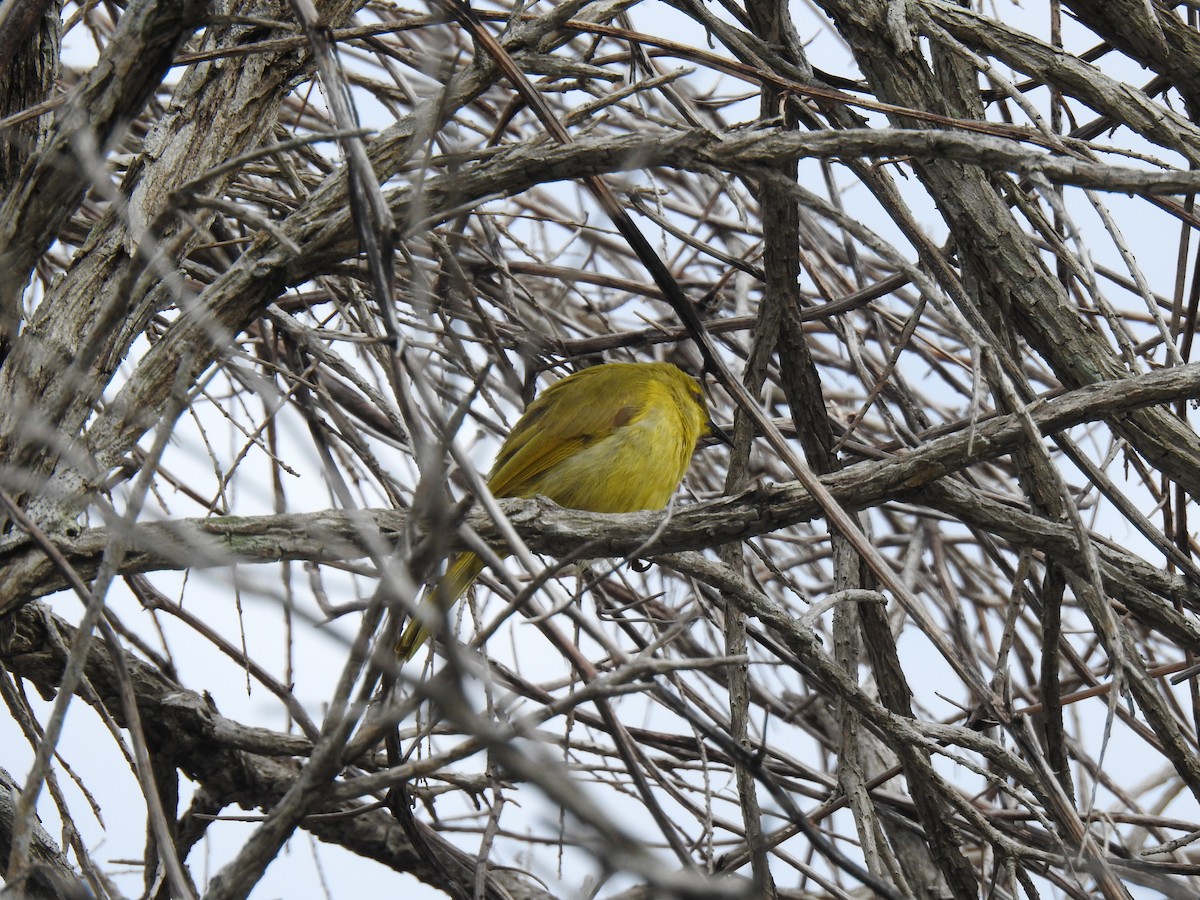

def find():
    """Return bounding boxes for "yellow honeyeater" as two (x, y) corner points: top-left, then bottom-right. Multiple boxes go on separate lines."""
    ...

(396, 360), (710, 659)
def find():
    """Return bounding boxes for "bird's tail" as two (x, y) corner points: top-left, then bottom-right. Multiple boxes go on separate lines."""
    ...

(395, 552), (485, 660)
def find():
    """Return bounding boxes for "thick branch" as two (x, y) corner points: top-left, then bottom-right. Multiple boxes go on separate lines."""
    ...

(7, 363), (1200, 614)
(0, 0), (209, 319)
(0, 601), (553, 900)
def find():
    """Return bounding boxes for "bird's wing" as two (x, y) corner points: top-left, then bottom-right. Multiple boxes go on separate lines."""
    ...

(486, 367), (643, 498)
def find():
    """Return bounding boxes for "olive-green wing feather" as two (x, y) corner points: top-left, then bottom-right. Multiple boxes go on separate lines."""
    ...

(487, 366), (644, 499)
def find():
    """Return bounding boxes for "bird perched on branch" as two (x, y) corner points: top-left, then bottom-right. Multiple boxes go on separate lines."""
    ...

(396, 360), (712, 659)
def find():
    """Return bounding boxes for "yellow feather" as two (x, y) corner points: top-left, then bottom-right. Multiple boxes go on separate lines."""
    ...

(396, 361), (709, 660)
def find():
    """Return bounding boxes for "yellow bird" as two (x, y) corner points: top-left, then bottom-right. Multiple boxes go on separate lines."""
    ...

(397, 360), (711, 659)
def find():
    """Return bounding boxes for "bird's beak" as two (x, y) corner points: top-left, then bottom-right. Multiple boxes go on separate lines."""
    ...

(707, 420), (733, 447)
